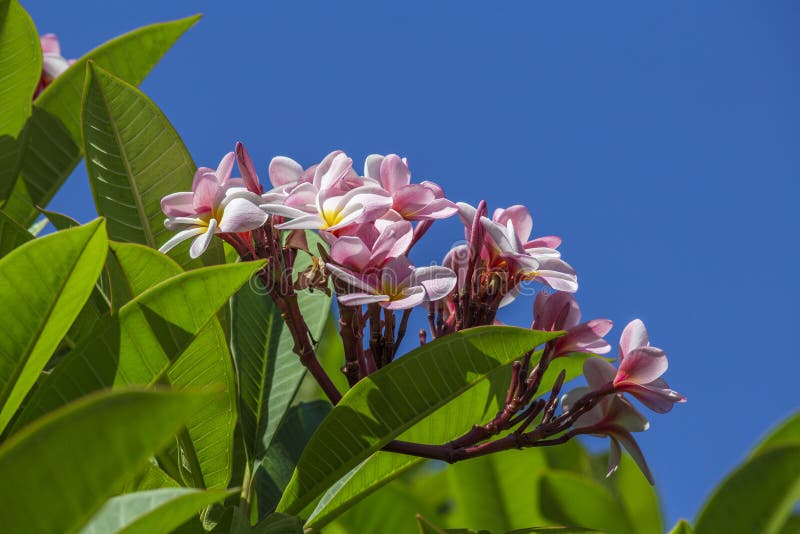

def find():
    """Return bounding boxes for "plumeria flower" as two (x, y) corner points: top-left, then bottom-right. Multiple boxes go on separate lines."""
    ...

(364, 154), (457, 220)
(35, 34), (75, 97)
(328, 220), (413, 273)
(159, 153), (267, 258)
(261, 152), (393, 232)
(583, 319), (686, 413)
(562, 387), (654, 484)
(235, 141), (264, 194)
(531, 291), (613, 357)
(457, 202), (578, 300)
(326, 256), (457, 310)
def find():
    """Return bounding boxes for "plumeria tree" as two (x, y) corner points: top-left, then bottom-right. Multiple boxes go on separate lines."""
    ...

(0, 3), (797, 534)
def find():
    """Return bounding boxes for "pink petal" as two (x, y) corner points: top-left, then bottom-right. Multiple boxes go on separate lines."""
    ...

(379, 154), (411, 194)
(217, 197), (267, 233)
(189, 219), (217, 259)
(556, 319), (613, 355)
(330, 236), (372, 272)
(534, 259), (578, 293)
(481, 217), (515, 253)
(161, 192), (196, 218)
(339, 293), (390, 306)
(456, 202), (477, 229)
(216, 153), (235, 186)
(607, 395), (650, 433)
(494, 205), (533, 244)
(620, 319), (650, 357)
(269, 156), (304, 187)
(370, 220), (413, 266)
(583, 358), (617, 390)
(42, 55), (70, 80)
(40, 34), (60, 55)
(610, 430), (654, 485)
(381, 256), (415, 287)
(410, 266), (457, 302)
(616, 346), (667, 385)
(318, 153), (353, 191)
(158, 226), (205, 254)
(607, 438), (622, 478)
(364, 154), (384, 180)
(326, 263), (377, 294)
(525, 236), (562, 249)
(275, 214), (326, 230)
(620, 380), (686, 414)
(383, 286), (426, 310)
(192, 172), (220, 212)
(284, 182), (319, 210)
(443, 245), (469, 292)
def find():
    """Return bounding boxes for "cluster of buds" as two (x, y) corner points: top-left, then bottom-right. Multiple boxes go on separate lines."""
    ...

(159, 143), (685, 482)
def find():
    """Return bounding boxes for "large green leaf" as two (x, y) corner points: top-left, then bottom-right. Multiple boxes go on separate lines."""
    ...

(751, 412), (800, 457)
(254, 401), (332, 518)
(80, 487), (236, 534)
(233, 239), (332, 466)
(11, 260), (263, 434)
(0, 0), (40, 202)
(605, 453), (663, 534)
(0, 0), (39, 136)
(0, 219), (107, 433)
(0, 209), (32, 257)
(668, 520), (693, 534)
(1, 15), (200, 226)
(694, 444), (800, 534)
(304, 353), (595, 530)
(80, 63), (222, 268)
(278, 326), (562, 515)
(329, 481), (437, 534)
(447, 449), (550, 532)
(0, 388), (211, 534)
(539, 471), (635, 534)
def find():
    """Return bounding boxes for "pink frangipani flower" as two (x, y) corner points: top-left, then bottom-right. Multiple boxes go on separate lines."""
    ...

(36, 34), (75, 97)
(160, 153), (266, 258)
(583, 319), (686, 413)
(235, 141), (264, 194)
(532, 291), (613, 357)
(261, 152), (393, 232)
(364, 154), (457, 221)
(328, 220), (413, 273)
(326, 256), (457, 310)
(562, 387), (654, 484)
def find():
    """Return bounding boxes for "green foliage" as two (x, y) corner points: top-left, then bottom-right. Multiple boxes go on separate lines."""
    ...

(304, 352), (594, 530)
(0, 388), (212, 533)
(1, 15), (200, 226)
(80, 487), (237, 534)
(668, 519), (693, 534)
(81, 63), (222, 268)
(0, 219), (107, 433)
(278, 327), (562, 516)
(0, 210), (32, 257)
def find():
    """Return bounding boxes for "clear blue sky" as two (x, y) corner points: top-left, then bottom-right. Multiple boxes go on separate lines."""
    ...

(26, 0), (799, 527)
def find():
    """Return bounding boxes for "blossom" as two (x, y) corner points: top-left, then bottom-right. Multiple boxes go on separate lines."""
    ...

(235, 141), (264, 194)
(364, 154), (457, 220)
(531, 291), (613, 356)
(159, 153), (267, 258)
(562, 387), (654, 484)
(583, 319), (686, 413)
(456, 202), (578, 300)
(328, 220), (413, 273)
(35, 34), (74, 97)
(326, 256), (456, 310)
(261, 152), (393, 231)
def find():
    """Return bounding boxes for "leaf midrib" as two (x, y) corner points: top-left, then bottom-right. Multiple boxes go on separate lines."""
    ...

(90, 69), (155, 247)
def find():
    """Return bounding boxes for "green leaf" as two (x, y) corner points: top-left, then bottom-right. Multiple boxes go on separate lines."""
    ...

(0, 219), (107, 433)
(11, 260), (264, 434)
(245, 513), (304, 534)
(79, 487), (236, 534)
(751, 412), (800, 457)
(0, 209), (31, 257)
(605, 453), (663, 534)
(233, 238), (332, 465)
(278, 326), (562, 515)
(0, 0), (40, 136)
(0, 0), (40, 203)
(668, 519), (693, 534)
(254, 401), (332, 518)
(778, 514), (800, 534)
(539, 471), (635, 534)
(329, 481), (437, 534)
(305, 353), (594, 530)
(80, 63), (222, 268)
(1, 15), (200, 226)
(447, 449), (550, 532)
(122, 460), (181, 493)
(694, 444), (800, 534)
(0, 388), (211, 534)
(38, 206), (80, 230)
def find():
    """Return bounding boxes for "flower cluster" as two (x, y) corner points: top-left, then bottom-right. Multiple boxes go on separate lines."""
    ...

(159, 143), (684, 483)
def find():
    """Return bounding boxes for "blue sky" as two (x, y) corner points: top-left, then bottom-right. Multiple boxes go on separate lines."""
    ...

(26, 0), (799, 527)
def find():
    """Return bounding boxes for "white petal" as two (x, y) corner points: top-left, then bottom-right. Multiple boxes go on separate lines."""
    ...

(158, 227), (205, 255)
(189, 219), (217, 258)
